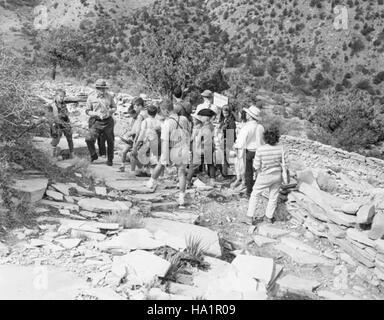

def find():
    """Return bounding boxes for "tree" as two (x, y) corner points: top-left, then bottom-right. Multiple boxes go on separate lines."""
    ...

(128, 29), (225, 98)
(35, 27), (87, 80)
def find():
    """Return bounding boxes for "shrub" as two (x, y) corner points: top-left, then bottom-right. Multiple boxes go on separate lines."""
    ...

(373, 71), (384, 84)
(305, 91), (384, 151)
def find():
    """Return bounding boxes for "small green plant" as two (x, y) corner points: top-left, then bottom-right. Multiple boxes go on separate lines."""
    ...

(163, 252), (185, 282)
(185, 235), (207, 262)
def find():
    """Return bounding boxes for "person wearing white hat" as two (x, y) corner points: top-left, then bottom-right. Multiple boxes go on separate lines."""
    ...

(234, 105), (265, 197)
(85, 79), (117, 166)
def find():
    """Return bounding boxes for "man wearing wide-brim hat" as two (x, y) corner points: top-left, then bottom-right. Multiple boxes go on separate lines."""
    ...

(85, 79), (117, 166)
(234, 105), (265, 197)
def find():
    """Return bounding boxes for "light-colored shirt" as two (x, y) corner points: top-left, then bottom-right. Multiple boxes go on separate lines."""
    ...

(86, 91), (116, 120)
(234, 120), (264, 151)
(161, 114), (191, 148)
(137, 117), (161, 143)
(253, 144), (288, 174)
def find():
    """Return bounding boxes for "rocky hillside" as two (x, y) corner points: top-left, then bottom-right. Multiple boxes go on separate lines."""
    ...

(3, 0), (384, 96)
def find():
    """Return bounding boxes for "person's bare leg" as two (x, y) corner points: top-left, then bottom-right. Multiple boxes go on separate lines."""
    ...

(146, 163), (163, 189)
(178, 165), (187, 205)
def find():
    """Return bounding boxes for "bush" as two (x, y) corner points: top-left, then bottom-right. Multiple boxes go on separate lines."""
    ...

(305, 91), (384, 151)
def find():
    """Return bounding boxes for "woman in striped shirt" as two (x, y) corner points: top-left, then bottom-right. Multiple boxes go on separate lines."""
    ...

(247, 126), (288, 224)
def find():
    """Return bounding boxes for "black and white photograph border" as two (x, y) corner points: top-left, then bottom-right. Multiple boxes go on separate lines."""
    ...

(0, 0), (384, 304)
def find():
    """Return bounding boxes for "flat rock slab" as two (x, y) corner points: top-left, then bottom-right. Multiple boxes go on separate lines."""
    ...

(258, 224), (290, 239)
(274, 243), (334, 266)
(55, 238), (82, 249)
(369, 212), (384, 240)
(128, 193), (164, 202)
(253, 235), (278, 247)
(317, 290), (359, 300)
(346, 229), (375, 247)
(276, 275), (320, 295)
(78, 198), (131, 214)
(97, 229), (164, 252)
(0, 265), (89, 300)
(39, 200), (79, 212)
(341, 203), (362, 215)
(51, 183), (71, 196)
(115, 250), (170, 284)
(151, 211), (199, 224)
(46, 190), (64, 202)
(151, 201), (179, 212)
(356, 204), (376, 225)
(10, 178), (48, 203)
(280, 237), (320, 255)
(144, 218), (222, 257)
(33, 137), (87, 154)
(231, 255), (275, 284)
(105, 180), (154, 194)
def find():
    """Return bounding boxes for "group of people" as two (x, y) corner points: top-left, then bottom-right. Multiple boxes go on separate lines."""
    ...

(46, 79), (289, 223)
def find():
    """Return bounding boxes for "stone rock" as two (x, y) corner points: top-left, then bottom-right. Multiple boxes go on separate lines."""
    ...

(327, 223), (346, 238)
(280, 237), (320, 255)
(274, 243), (334, 266)
(55, 238), (82, 249)
(375, 239), (384, 254)
(296, 169), (319, 188)
(253, 235), (277, 247)
(71, 229), (106, 241)
(231, 255), (275, 285)
(95, 187), (107, 196)
(151, 201), (179, 212)
(144, 218), (221, 257)
(316, 171), (338, 192)
(257, 224), (290, 239)
(341, 203), (362, 215)
(369, 211), (384, 240)
(346, 229), (376, 247)
(39, 200), (79, 212)
(10, 178), (48, 203)
(276, 275), (320, 295)
(51, 183), (71, 196)
(78, 198), (131, 214)
(150, 211), (199, 224)
(339, 252), (358, 266)
(64, 196), (75, 203)
(79, 211), (98, 219)
(111, 259), (128, 279)
(356, 204), (376, 225)
(46, 190), (64, 202)
(115, 250), (170, 285)
(129, 193), (164, 202)
(68, 183), (94, 196)
(106, 180), (154, 194)
(97, 229), (164, 252)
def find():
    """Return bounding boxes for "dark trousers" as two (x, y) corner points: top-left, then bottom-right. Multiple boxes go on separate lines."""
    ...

(97, 134), (106, 156)
(187, 154), (215, 184)
(86, 117), (115, 162)
(50, 121), (74, 153)
(245, 149), (256, 196)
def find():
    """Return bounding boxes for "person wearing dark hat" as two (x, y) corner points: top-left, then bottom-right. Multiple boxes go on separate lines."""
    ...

(85, 79), (117, 166)
(187, 108), (217, 186)
(235, 105), (265, 197)
(46, 89), (78, 159)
